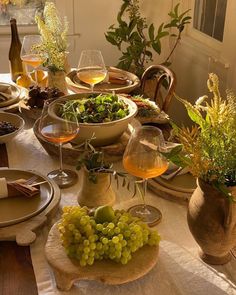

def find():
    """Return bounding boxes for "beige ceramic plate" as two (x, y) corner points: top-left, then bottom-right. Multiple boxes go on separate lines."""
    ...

(154, 173), (197, 193)
(0, 83), (21, 108)
(66, 67), (140, 94)
(0, 168), (53, 227)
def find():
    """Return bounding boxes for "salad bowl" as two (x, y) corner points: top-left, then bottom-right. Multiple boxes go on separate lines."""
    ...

(47, 93), (138, 146)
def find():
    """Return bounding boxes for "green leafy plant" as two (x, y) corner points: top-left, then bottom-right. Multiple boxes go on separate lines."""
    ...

(105, 1), (191, 77)
(35, 2), (68, 72)
(165, 73), (236, 199)
(76, 138), (128, 185)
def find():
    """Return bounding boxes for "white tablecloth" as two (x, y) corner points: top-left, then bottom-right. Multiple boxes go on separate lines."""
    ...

(2, 73), (236, 295)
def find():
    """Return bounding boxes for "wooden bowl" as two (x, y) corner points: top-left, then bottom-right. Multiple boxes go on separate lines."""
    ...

(33, 119), (141, 165)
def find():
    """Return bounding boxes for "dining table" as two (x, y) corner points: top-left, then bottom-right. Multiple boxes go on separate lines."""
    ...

(0, 73), (236, 295)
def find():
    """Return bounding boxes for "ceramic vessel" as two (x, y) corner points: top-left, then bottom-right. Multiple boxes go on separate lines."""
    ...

(77, 168), (116, 208)
(187, 178), (236, 265)
(47, 70), (68, 94)
(0, 112), (24, 143)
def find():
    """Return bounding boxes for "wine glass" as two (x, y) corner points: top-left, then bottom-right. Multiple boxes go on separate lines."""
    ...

(123, 126), (168, 226)
(38, 98), (79, 188)
(77, 50), (107, 92)
(20, 35), (43, 84)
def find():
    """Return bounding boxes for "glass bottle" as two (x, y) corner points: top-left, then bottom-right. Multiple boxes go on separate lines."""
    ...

(9, 18), (23, 82)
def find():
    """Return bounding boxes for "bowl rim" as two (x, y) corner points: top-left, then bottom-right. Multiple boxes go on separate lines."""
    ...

(47, 93), (138, 126)
(0, 112), (25, 139)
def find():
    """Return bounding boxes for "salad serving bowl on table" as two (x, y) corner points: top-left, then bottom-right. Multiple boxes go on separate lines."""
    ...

(47, 92), (138, 146)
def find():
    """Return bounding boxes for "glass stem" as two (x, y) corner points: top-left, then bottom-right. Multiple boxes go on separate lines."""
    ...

(59, 142), (63, 173)
(91, 84), (94, 92)
(142, 178), (147, 207)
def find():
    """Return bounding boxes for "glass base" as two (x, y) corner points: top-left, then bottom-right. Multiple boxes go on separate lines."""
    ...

(127, 204), (162, 227)
(47, 169), (78, 188)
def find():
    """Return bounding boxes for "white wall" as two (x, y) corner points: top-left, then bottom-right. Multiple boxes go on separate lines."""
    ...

(169, 0), (236, 126)
(0, 0), (172, 72)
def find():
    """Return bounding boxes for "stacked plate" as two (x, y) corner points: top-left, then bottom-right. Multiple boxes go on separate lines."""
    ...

(148, 169), (197, 203)
(0, 168), (54, 227)
(0, 82), (21, 111)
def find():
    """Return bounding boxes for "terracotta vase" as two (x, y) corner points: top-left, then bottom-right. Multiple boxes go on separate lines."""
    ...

(47, 70), (68, 94)
(77, 168), (116, 208)
(187, 178), (236, 265)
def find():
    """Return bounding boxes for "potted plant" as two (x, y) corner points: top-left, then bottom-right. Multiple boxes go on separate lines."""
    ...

(166, 73), (236, 265)
(105, 1), (191, 77)
(34, 2), (69, 93)
(76, 139), (129, 208)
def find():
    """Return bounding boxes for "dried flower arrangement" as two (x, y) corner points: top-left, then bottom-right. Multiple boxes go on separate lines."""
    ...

(166, 73), (236, 199)
(35, 2), (68, 72)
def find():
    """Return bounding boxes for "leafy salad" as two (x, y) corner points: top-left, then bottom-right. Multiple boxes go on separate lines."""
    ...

(59, 94), (130, 123)
(124, 95), (161, 117)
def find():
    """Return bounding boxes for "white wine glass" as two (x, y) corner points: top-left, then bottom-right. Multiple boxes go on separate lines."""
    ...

(123, 126), (168, 226)
(38, 98), (79, 188)
(77, 50), (107, 92)
(20, 35), (43, 84)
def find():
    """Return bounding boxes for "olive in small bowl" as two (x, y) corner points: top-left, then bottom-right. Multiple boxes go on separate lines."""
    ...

(0, 112), (25, 143)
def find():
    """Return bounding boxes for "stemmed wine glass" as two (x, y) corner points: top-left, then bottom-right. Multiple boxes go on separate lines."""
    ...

(38, 98), (79, 188)
(20, 35), (43, 84)
(77, 50), (107, 92)
(123, 126), (168, 226)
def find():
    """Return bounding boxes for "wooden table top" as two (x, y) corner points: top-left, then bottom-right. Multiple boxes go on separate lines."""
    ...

(0, 143), (38, 295)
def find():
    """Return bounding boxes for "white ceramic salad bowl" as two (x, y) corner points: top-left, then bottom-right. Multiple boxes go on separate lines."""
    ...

(48, 93), (138, 146)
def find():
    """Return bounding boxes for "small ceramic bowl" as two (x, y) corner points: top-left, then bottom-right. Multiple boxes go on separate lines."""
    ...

(0, 112), (25, 143)
(48, 93), (138, 146)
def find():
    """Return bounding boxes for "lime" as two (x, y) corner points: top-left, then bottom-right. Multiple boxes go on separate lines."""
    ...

(94, 205), (115, 223)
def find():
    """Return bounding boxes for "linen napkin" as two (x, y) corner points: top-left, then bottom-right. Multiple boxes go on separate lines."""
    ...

(108, 72), (129, 85)
(0, 84), (11, 102)
(0, 177), (39, 199)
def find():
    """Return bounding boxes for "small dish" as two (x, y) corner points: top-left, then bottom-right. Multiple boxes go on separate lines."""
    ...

(0, 112), (25, 143)
(0, 83), (21, 108)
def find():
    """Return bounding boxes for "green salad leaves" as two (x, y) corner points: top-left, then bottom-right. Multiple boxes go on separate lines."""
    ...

(59, 94), (130, 123)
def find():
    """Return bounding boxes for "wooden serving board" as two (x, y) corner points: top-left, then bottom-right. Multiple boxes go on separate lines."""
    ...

(0, 169), (61, 246)
(45, 223), (159, 291)
(33, 119), (138, 164)
(66, 67), (140, 94)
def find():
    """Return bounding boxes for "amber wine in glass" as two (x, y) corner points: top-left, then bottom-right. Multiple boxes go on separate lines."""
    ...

(39, 99), (79, 188)
(123, 126), (168, 226)
(20, 35), (43, 84)
(77, 50), (107, 91)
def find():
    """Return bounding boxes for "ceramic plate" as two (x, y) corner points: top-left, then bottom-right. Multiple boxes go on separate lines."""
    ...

(0, 168), (53, 227)
(66, 67), (140, 94)
(0, 83), (21, 108)
(153, 172), (197, 193)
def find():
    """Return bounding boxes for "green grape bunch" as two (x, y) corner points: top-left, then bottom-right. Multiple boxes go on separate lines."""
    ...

(58, 205), (160, 267)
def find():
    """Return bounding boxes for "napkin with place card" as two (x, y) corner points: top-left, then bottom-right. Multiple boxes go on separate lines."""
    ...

(0, 177), (39, 199)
